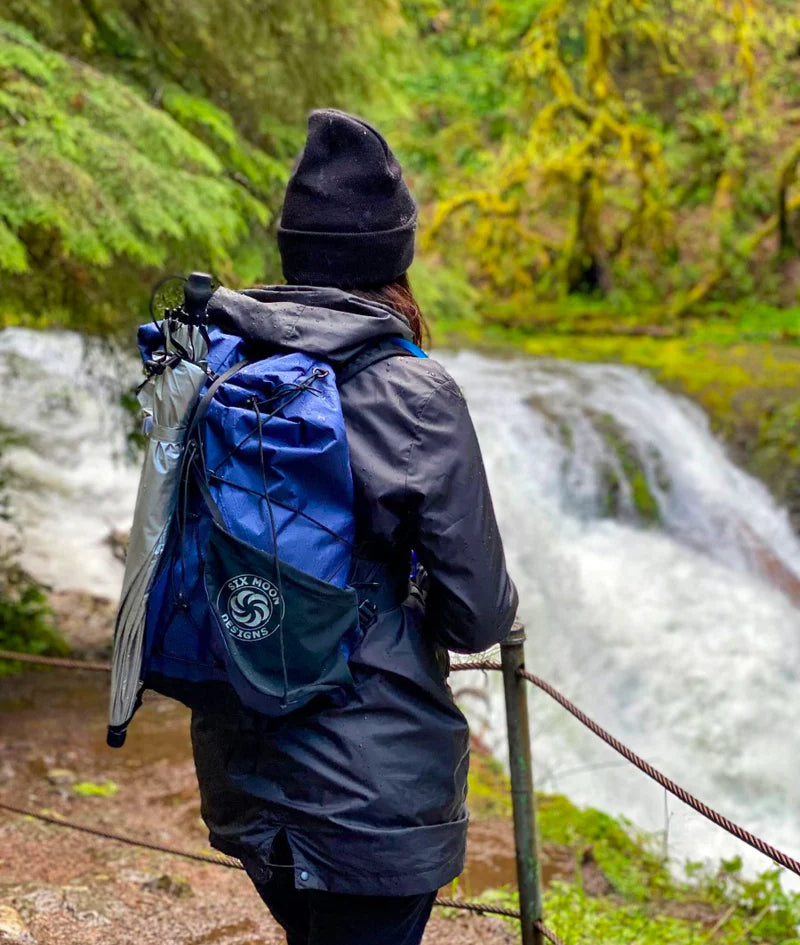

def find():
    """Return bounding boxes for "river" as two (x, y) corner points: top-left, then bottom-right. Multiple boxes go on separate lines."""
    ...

(2, 328), (799, 883)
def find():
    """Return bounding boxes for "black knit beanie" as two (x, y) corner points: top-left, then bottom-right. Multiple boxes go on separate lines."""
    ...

(277, 108), (417, 287)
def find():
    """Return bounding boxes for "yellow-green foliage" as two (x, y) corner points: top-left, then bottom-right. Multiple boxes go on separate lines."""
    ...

(5, 1), (800, 332)
(0, 0), (399, 333)
(467, 746), (513, 819)
(160, 88), (288, 201)
(538, 794), (669, 901)
(422, 0), (800, 316)
(543, 873), (800, 945)
(473, 793), (800, 943)
(518, 333), (800, 444)
(5, 0), (400, 141)
(0, 568), (68, 674)
(72, 780), (119, 797)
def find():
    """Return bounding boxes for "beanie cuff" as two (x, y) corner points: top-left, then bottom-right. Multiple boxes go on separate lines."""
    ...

(277, 219), (416, 287)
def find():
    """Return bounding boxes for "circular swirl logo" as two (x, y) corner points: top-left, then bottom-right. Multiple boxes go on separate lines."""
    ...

(217, 574), (284, 642)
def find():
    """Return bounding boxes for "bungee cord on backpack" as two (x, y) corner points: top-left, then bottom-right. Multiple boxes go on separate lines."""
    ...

(109, 273), (421, 747)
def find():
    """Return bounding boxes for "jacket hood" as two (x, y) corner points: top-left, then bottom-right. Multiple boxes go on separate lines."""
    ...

(207, 285), (413, 364)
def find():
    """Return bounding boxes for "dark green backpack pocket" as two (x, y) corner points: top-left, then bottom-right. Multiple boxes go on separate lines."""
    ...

(204, 522), (361, 714)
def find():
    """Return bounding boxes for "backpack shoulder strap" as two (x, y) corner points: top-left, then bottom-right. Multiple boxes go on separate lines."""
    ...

(185, 358), (250, 443)
(336, 337), (426, 386)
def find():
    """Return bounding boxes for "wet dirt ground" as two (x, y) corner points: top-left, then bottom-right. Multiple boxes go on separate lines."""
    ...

(0, 668), (521, 945)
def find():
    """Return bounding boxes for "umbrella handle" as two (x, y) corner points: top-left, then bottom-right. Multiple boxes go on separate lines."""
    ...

(184, 272), (215, 324)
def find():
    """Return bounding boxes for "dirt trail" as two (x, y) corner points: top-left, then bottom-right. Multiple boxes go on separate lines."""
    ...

(0, 667), (519, 945)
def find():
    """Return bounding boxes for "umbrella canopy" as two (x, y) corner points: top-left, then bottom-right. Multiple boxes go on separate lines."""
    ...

(109, 317), (208, 745)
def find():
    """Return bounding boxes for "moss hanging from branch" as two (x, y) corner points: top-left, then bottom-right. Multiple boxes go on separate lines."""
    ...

(424, 0), (800, 321)
(0, 20), (270, 331)
(428, 0), (673, 303)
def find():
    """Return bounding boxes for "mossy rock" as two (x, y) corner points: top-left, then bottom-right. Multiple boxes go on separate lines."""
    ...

(467, 740), (513, 820)
(438, 314), (800, 526)
(590, 412), (663, 525)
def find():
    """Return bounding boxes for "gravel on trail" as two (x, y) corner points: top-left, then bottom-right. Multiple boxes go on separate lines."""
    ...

(0, 667), (520, 945)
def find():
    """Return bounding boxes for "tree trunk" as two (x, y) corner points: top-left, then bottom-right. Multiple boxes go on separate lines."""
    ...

(571, 168), (614, 294)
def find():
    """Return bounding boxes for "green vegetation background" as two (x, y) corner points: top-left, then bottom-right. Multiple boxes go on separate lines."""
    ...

(3, 2), (800, 940)
(468, 751), (800, 944)
(4, 0), (800, 515)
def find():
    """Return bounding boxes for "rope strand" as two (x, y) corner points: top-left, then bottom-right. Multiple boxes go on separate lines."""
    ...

(0, 799), (536, 923)
(455, 658), (800, 877)
(0, 649), (111, 671)
(7, 647), (800, 941)
(3, 649), (799, 875)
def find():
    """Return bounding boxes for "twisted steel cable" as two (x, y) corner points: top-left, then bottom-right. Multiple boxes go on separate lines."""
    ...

(0, 649), (111, 671)
(0, 799), (242, 868)
(452, 658), (800, 877)
(432, 896), (520, 920)
(0, 799), (535, 923)
(9, 647), (800, 945)
(514, 665), (800, 878)
(536, 921), (569, 945)
(4, 649), (799, 876)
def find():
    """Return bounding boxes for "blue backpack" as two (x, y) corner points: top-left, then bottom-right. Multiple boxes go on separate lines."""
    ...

(134, 317), (424, 721)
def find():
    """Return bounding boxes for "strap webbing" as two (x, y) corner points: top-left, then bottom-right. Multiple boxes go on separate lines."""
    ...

(336, 339), (413, 385)
(190, 457), (226, 530)
(186, 359), (250, 442)
(178, 359), (250, 529)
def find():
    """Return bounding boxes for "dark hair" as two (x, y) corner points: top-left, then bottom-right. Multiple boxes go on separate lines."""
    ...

(347, 273), (429, 347)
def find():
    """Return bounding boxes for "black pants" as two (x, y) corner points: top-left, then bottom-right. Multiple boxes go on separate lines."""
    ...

(248, 832), (436, 945)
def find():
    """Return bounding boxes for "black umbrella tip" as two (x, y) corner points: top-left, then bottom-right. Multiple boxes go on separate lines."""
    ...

(184, 272), (215, 320)
(106, 725), (128, 749)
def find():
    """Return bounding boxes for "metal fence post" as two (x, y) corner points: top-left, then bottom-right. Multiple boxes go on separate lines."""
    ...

(501, 619), (543, 945)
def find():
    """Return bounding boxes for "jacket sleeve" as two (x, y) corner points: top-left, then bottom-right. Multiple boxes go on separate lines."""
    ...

(405, 376), (518, 653)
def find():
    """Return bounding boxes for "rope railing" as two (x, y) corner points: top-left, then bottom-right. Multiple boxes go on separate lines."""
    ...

(2, 644), (798, 945)
(5, 648), (797, 877)
(0, 648), (111, 671)
(460, 659), (800, 879)
(0, 798), (534, 925)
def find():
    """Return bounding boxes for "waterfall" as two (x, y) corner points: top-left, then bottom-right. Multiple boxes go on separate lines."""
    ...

(0, 328), (139, 597)
(2, 328), (799, 879)
(437, 350), (800, 882)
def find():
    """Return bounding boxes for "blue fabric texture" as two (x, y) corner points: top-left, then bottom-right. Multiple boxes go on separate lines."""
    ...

(137, 323), (357, 701)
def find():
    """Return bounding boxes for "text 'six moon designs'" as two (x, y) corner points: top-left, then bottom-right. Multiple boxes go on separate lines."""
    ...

(217, 574), (283, 642)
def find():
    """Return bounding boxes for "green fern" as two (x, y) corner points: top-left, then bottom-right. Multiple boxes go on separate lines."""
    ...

(0, 21), (271, 330)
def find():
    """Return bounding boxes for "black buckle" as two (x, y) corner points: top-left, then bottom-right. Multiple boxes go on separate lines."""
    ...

(145, 351), (181, 377)
(358, 598), (378, 631)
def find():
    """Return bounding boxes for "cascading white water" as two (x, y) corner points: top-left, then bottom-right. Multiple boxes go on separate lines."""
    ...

(437, 350), (800, 883)
(2, 329), (799, 880)
(0, 328), (140, 596)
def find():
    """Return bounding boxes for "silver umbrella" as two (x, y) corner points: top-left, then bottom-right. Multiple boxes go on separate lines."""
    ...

(108, 278), (211, 746)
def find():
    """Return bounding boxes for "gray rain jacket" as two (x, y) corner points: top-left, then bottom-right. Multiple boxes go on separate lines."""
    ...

(190, 285), (518, 895)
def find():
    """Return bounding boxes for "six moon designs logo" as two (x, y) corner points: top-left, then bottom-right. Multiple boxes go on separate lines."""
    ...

(216, 574), (284, 642)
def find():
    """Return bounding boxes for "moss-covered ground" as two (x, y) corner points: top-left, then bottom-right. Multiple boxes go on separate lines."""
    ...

(465, 745), (800, 944)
